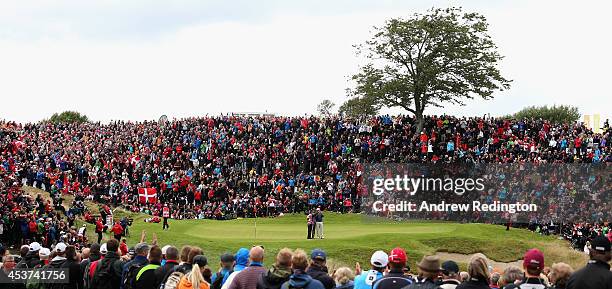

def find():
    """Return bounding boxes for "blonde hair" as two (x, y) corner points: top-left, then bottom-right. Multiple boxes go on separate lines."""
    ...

(185, 263), (208, 288)
(292, 249), (309, 270)
(468, 254), (490, 282)
(276, 248), (293, 267)
(334, 267), (354, 285)
(549, 263), (573, 288)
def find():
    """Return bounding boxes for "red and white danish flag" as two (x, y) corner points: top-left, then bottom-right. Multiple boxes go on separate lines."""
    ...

(138, 187), (157, 204)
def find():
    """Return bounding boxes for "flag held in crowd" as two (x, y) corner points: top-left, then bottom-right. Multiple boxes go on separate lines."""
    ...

(138, 187), (157, 204)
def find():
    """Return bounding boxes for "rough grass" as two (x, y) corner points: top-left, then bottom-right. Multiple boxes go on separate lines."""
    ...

(24, 186), (588, 271)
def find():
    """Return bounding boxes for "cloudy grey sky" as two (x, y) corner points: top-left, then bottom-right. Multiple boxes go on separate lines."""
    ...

(0, 0), (610, 123)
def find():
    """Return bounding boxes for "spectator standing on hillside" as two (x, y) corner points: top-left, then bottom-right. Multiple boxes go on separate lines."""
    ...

(307, 249), (335, 289)
(257, 248), (292, 289)
(228, 246), (266, 289)
(111, 222), (123, 241)
(314, 208), (324, 239)
(567, 236), (612, 289)
(354, 251), (387, 289)
(282, 249), (325, 289)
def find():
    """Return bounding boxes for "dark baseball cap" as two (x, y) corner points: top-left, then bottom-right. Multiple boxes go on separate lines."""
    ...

(220, 253), (235, 263)
(311, 249), (326, 260)
(591, 235), (611, 252)
(441, 260), (459, 275)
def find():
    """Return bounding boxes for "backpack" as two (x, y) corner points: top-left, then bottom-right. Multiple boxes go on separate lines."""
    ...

(90, 258), (120, 289)
(123, 263), (146, 289)
(163, 271), (185, 289)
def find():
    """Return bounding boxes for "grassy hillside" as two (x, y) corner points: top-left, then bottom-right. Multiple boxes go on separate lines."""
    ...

(24, 186), (587, 271)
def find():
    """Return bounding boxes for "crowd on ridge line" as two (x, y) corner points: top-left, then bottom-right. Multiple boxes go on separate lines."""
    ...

(0, 232), (611, 289)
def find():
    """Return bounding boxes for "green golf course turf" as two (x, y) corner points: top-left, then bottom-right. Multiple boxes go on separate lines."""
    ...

(25, 186), (588, 271)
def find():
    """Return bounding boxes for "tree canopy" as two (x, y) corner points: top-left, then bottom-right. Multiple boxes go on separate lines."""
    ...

(347, 7), (511, 130)
(506, 105), (580, 124)
(317, 99), (335, 117)
(48, 111), (89, 124)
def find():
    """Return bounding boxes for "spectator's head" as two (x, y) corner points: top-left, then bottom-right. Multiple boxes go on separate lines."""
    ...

(187, 247), (203, 265)
(29, 242), (41, 253)
(39, 248), (51, 261)
(441, 260), (460, 280)
(292, 249), (309, 271)
(459, 272), (469, 282)
(416, 255), (441, 280)
(165, 246), (179, 261)
(20, 245), (29, 257)
(333, 267), (354, 287)
(148, 245), (162, 263)
(180, 245), (192, 263)
(2, 255), (16, 270)
(522, 249), (544, 277)
(388, 247), (407, 270)
(467, 254), (490, 283)
(589, 235), (611, 263)
(65, 245), (78, 261)
(275, 248), (292, 268)
(234, 248), (250, 269)
(500, 266), (523, 286)
(220, 253), (235, 270)
(89, 243), (101, 257)
(106, 239), (119, 254)
(134, 242), (150, 257)
(369, 250), (388, 271)
(186, 256), (207, 288)
(548, 263), (573, 288)
(310, 248), (326, 266)
(54, 243), (67, 257)
(161, 245), (171, 258)
(81, 248), (90, 260)
(250, 246), (264, 263)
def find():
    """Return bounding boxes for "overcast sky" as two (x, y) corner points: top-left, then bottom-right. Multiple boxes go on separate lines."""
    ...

(0, 0), (610, 123)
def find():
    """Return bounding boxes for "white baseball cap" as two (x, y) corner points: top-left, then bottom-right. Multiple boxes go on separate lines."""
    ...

(370, 250), (389, 268)
(29, 242), (42, 252)
(100, 243), (108, 254)
(161, 245), (171, 255)
(39, 248), (51, 258)
(54, 242), (67, 253)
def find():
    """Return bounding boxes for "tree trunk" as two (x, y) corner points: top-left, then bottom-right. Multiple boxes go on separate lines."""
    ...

(415, 109), (424, 133)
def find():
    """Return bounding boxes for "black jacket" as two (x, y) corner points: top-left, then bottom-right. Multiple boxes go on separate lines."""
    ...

(402, 277), (440, 289)
(567, 260), (612, 289)
(373, 268), (413, 289)
(456, 278), (489, 289)
(61, 259), (83, 289)
(133, 261), (162, 289)
(307, 264), (335, 289)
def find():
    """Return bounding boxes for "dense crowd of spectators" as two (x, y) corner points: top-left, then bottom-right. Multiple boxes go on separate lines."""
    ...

(1, 234), (610, 289)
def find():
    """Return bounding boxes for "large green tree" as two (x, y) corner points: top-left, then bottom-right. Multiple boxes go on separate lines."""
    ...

(507, 105), (580, 124)
(348, 7), (511, 131)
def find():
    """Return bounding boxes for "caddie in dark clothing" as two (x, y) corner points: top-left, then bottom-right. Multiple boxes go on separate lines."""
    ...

(307, 249), (335, 289)
(373, 248), (413, 289)
(567, 235), (612, 289)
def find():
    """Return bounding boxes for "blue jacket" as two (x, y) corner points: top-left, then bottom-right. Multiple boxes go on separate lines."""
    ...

(234, 248), (250, 271)
(282, 272), (325, 289)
